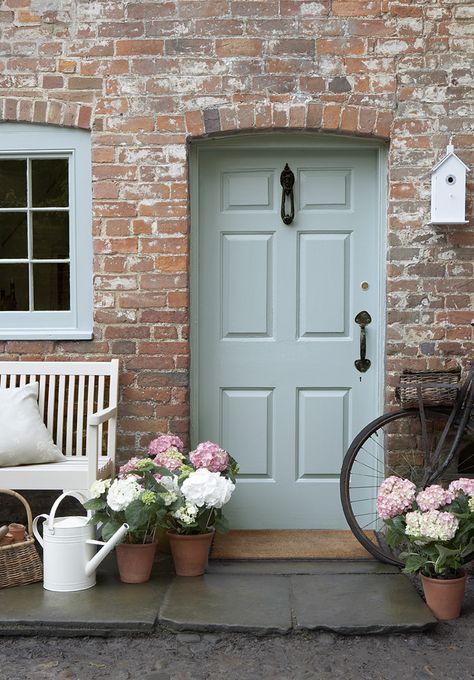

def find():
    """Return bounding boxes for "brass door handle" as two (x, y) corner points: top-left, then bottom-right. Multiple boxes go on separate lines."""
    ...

(354, 311), (371, 373)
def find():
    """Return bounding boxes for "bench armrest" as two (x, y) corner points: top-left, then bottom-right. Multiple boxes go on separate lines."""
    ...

(88, 405), (117, 426)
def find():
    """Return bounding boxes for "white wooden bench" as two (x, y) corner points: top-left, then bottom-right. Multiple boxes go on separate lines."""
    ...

(0, 360), (119, 495)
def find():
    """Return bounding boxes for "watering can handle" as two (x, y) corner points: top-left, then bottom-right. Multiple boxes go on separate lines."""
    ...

(32, 514), (49, 547)
(47, 491), (91, 534)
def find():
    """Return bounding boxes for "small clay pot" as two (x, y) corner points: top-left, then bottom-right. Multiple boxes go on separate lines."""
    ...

(0, 533), (14, 546)
(8, 523), (26, 543)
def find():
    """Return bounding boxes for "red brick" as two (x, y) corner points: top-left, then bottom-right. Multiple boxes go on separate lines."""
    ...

(157, 114), (186, 132)
(317, 37), (366, 55)
(4, 98), (17, 120)
(306, 102), (323, 128)
(289, 105), (305, 128)
(216, 38), (263, 57)
(116, 40), (164, 56)
(185, 110), (205, 136)
(179, 0), (228, 18)
(348, 19), (391, 36)
(68, 77), (102, 90)
(127, 2), (176, 19)
(332, 1), (382, 16)
(322, 103), (341, 130)
(340, 106), (359, 133)
(358, 107), (377, 134)
(119, 293), (167, 309)
(42, 75), (63, 88)
(155, 255), (188, 273)
(77, 105), (92, 129)
(269, 39), (314, 56)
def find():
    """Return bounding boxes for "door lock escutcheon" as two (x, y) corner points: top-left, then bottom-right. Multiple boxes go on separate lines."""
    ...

(354, 310), (372, 373)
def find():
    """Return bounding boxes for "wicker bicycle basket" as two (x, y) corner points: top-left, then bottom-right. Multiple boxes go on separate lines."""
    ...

(0, 489), (43, 589)
(395, 367), (461, 409)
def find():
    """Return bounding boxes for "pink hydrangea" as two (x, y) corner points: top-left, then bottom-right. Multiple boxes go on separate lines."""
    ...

(189, 441), (229, 473)
(152, 447), (184, 473)
(377, 476), (416, 520)
(448, 478), (474, 497)
(148, 435), (184, 456)
(118, 456), (141, 479)
(416, 485), (454, 512)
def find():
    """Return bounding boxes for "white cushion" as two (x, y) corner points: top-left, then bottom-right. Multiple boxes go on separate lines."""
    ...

(0, 383), (64, 466)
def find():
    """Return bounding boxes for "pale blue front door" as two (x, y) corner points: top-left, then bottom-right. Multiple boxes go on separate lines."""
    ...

(191, 137), (384, 528)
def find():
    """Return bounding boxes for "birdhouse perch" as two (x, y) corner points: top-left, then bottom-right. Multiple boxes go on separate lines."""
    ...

(430, 143), (470, 225)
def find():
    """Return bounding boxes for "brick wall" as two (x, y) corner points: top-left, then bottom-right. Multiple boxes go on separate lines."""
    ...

(0, 0), (473, 459)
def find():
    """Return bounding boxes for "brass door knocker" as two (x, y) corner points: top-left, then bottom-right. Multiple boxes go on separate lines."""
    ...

(280, 163), (295, 225)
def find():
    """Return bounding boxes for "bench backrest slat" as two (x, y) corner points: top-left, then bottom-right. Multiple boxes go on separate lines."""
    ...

(66, 375), (76, 456)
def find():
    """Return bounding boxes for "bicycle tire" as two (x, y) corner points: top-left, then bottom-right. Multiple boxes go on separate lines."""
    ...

(340, 407), (474, 566)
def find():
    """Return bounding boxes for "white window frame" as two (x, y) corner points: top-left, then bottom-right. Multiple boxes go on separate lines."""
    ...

(0, 123), (93, 340)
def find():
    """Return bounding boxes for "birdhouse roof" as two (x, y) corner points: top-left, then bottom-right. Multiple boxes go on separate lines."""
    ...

(431, 145), (470, 174)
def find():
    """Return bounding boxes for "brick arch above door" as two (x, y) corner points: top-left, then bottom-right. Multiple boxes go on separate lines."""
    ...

(1, 98), (92, 130)
(184, 101), (394, 140)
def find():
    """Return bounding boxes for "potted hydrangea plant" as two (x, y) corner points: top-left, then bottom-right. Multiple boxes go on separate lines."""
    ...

(377, 476), (474, 619)
(84, 457), (167, 583)
(147, 435), (238, 576)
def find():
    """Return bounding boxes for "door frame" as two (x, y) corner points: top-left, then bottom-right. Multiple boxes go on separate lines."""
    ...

(189, 132), (388, 448)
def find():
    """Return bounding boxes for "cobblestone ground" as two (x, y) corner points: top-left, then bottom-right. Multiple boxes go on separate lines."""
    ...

(1, 580), (473, 680)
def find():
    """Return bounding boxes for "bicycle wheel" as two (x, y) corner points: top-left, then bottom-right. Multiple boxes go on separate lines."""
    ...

(340, 407), (474, 566)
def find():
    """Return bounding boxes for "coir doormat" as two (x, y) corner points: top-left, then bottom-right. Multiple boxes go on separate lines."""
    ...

(210, 529), (375, 560)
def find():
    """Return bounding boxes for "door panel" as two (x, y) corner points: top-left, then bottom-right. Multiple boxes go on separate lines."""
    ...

(193, 144), (383, 529)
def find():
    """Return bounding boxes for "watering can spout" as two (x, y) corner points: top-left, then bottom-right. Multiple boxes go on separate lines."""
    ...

(85, 523), (129, 577)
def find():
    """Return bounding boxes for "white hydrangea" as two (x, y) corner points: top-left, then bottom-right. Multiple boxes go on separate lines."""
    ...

(106, 477), (142, 512)
(172, 503), (198, 525)
(159, 474), (180, 494)
(161, 491), (178, 506)
(405, 509), (459, 542)
(89, 478), (111, 499)
(181, 468), (235, 509)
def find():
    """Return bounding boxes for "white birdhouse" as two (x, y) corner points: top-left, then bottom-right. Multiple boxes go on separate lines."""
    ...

(430, 144), (470, 224)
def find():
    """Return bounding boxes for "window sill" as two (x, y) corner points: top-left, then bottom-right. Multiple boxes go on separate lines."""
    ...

(0, 330), (93, 340)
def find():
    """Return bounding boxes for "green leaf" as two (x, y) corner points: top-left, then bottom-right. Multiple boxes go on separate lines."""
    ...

(124, 499), (150, 532)
(214, 514), (229, 534)
(101, 520), (126, 542)
(153, 466), (174, 478)
(400, 553), (426, 574)
(83, 497), (106, 512)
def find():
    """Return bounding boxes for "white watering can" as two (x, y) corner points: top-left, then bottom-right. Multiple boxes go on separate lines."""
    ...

(33, 491), (129, 592)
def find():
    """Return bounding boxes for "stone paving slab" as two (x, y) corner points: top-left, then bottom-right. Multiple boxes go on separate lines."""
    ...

(208, 559), (398, 575)
(159, 574), (292, 634)
(0, 557), (172, 636)
(291, 573), (437, 634)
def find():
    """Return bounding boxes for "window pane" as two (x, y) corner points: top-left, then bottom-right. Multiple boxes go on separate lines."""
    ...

(0, 213), (28, 258)
(0, 160), (27, 208)
(33, 263), (70, 310)
(31, 159), (69, 207)
(0, 264), (29, 311)
(32, 211), (69, 259)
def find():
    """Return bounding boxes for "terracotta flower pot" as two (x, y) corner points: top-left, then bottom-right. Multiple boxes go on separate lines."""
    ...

(421, 572), (468, 621)
(115, 542), (157, 584)
(8, 523), (26, 543)
(167, 531), (214, 576)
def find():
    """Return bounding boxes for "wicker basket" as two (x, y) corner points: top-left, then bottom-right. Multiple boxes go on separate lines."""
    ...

(395, 368), (461, 409)
(0, 489), (43, 589)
